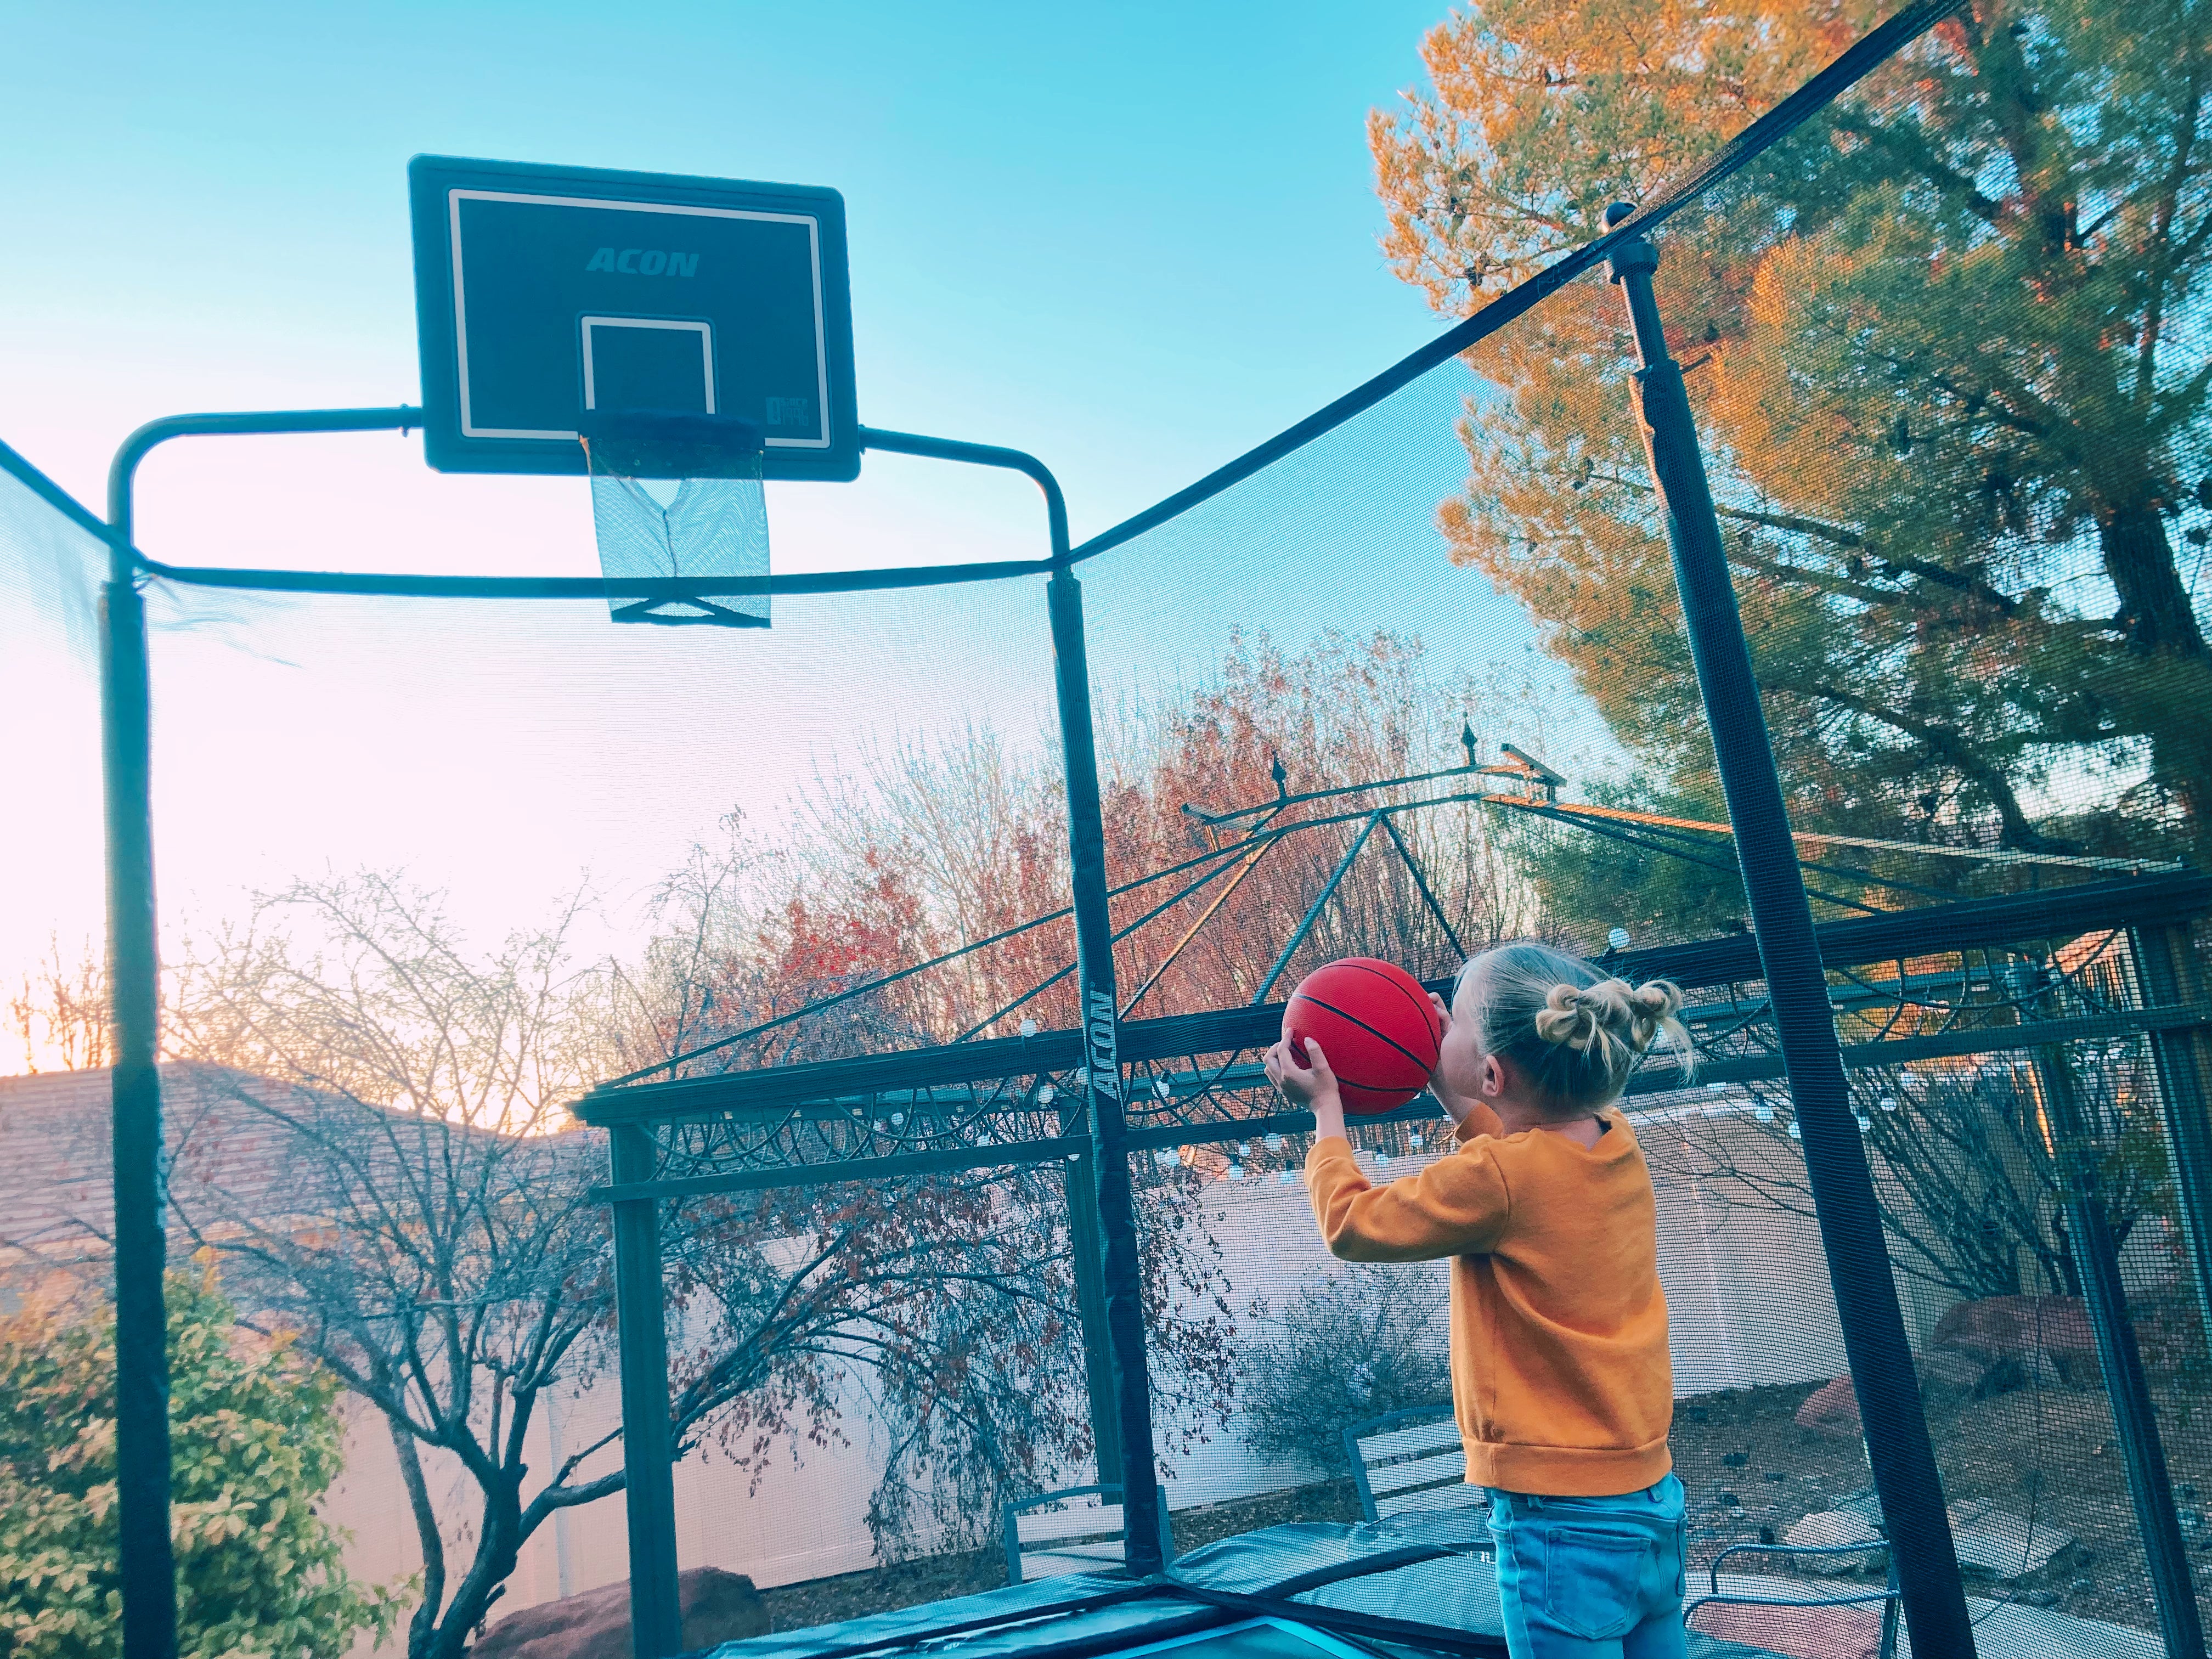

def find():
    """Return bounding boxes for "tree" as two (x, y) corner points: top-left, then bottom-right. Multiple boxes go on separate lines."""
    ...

(621, 630), (1556, 1081)
(7, 936), (109, 1073)
(1372, 0), (2212, 866)
(0, 1269), (400, 1659)
(1646, 933), (2175, 1305)
(1653, 1041), (2175, 1308)
(166, 871), (1236, 1659)
(1238, 1269), (1451, 1478)
(165, 873), (625, 1659)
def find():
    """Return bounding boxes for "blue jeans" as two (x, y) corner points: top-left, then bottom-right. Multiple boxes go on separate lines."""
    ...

(1486, 1475), (1688, 1659)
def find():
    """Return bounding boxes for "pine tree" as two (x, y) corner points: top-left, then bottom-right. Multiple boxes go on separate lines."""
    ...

(1374, 0), (2212, 866)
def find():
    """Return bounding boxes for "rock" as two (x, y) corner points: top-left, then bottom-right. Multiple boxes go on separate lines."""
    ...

(1971, 1347), (2069, 1400)
(1932, 1296), (2099, 1387)
(472, 1568), (768, 1659)
(1946, 1498), (2075, 1580)
(1781, 1507), (1887, 1575)
(1794, 1376), (1860, 1438)
(1832, 1491), (1884, 1526)
(1915, 1347), (1988, 1398)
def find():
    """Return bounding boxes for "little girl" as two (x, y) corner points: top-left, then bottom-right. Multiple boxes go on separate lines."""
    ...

(1264, 941), (1691, 1659)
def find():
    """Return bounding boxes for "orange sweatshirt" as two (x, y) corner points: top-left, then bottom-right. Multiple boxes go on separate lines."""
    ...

(1305, 1103), (1672, 1497)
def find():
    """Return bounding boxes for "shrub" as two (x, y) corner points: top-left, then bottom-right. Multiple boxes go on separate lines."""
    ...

(1238, 1268), (1451, 1476)
(0, 1268), (403, 1659)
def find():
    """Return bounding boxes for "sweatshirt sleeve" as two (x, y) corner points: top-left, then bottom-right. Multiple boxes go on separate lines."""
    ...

(1305, 1135), (1512, 1262)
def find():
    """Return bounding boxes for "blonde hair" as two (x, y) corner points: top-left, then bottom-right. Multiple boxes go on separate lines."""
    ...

(1455, 941), (1691, 1113)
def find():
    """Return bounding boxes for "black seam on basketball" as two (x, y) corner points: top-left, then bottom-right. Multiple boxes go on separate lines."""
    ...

(1328, 1073), (1398, 1093)
(1341, 961), (1443, 1041)
(1292, 991), (1436, 1074)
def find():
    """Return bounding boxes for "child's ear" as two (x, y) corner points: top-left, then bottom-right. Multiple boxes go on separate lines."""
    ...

(1479, 1054), (1505, 1098)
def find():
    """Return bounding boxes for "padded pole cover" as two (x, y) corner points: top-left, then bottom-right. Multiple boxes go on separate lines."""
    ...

(1604, 210), (1979, 1659)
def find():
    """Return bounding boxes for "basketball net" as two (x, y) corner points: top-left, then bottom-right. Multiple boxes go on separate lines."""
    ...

(579, 411), (770, 628)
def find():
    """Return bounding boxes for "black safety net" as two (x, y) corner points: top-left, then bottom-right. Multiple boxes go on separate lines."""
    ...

(4, 2), (2211, 1658)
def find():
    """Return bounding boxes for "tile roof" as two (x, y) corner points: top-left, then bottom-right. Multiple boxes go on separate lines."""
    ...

(0, 1064), (596, 1272)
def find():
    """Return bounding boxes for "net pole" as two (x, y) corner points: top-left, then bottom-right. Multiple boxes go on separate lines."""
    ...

(1049, 564), (1166, 1575)
(95, 404), (438, 1659)
(855, 427), (1138, 1521)
(1061, 1142), (1126, 1482)
(609, 1124), (683, 1658)
(2131, 922), (2212, 1351)
(1601, 210), (1979, 1656)
(103, 459), (175, 1659)
(2024, 962), (2206, 1656)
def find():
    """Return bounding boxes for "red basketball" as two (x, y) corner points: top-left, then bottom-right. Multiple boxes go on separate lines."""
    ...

(1282, 957), (1442, 1116)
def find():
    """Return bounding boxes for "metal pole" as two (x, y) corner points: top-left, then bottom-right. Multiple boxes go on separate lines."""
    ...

(2022, 961), (2205, 1656)
(1059, 1142), (1124, 1481)
(855, 426), (1138, 1519)
(1047, 565), (1166, 1574)
(2131, 922), (2212, 1351)
(1379, 814), (1466, 962)
(1251, 814), (1382, 1003)
(2060, 1192), (2204, 1654)
(1602, 204), (1978, 1657)
(1121, 832), (1279, 1019)
(104, 461), (174, 1659)
(610, 1125), (682, 1658)
(97, 404), (423, 1659)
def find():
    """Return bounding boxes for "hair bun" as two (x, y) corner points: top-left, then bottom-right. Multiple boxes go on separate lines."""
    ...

(1532, 982), (1605, 1051)
(1457, 941), (1699, 1114)
(1533, 977), (1681, 1056)
(1624, 979), (1683, 1051)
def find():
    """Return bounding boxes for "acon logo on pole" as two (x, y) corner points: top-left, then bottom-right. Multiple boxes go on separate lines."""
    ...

(1085, 990), (1121, 1103)
(584, 249), (700, 276)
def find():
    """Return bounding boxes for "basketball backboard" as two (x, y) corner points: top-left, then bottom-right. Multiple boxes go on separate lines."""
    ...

(408, 155), (859, 479)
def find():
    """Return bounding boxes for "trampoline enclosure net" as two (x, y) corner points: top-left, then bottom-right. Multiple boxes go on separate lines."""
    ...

(2, 1), (2211, 1656)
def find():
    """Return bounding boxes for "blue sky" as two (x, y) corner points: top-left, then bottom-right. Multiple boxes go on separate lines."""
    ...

(3, 1), (1604, 1046)
(2, 0), (1455, 554)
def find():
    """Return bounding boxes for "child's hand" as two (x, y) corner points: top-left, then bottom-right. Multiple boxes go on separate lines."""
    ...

(1426, 991), (1476, 1127)
(1266, 1035), (1347, 1143)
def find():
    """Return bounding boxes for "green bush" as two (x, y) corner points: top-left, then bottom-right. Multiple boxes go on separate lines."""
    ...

(0, 1268), (403, 1659)
(1238, 1269), (1452, 1476)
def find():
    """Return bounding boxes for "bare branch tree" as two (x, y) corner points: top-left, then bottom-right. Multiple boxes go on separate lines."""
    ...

(1649, 1044), (2166, 1306)
(7, 934), (110, 1073)
(163, 870), (1235, 1658)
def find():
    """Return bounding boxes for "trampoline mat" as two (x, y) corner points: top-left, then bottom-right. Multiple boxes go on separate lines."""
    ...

(691, 1516), (1796, 1659)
